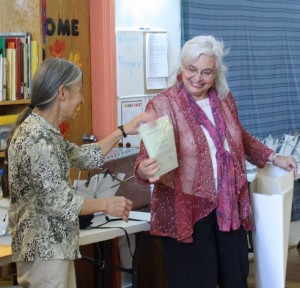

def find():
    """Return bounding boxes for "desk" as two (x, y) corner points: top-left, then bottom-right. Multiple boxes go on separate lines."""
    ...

(0, 211), (150, 270)
(79, 211), (150, 246)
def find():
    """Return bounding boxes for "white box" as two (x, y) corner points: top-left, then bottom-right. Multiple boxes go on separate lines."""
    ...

(250, 164), (294, 288)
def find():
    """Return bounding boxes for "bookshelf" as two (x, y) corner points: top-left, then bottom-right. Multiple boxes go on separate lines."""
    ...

(0, 0), (41, 185)
(0, 99), (30, 113)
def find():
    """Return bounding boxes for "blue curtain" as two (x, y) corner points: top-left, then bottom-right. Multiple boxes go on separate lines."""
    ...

(181, 0), (300, 221)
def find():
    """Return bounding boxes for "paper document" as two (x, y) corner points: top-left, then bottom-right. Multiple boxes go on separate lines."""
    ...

(139, 115), (178, 177)
(145, 33), (168, 78)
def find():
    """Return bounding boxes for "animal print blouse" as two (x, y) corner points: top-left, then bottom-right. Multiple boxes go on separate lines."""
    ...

(8, 113), (104, 261)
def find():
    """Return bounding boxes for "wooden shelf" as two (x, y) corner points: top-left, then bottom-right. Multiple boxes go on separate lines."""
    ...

(0, 100), (30, 117)
(0, 151), (4, 158)
(0, 99), (30, 106)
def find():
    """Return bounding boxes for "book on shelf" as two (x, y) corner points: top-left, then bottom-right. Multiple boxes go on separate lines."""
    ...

(0, 114), (18, 125)
(0, 32), (32, 101)
(6, 37), (22, 100)
(0, 37), (6, 101)
(6, 41), (17, 101)
(0, 55), (2, 101)
(5, 47), (12, 100)
(31, 40), (38, 80)
(20, 37), (28, 98)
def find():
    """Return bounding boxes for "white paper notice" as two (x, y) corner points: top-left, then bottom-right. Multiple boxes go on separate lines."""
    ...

(145, 33), (168, 78)
(146, 77), (167, 90)
(145, 32), (168, 90)
(139, 115), (178, 177)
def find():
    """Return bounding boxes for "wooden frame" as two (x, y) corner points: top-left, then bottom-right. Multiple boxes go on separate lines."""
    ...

(90, 0), (117, 140)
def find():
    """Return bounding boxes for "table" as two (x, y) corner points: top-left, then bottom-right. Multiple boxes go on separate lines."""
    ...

(79, 211), (150, 246)
(0, 211), (150, 287)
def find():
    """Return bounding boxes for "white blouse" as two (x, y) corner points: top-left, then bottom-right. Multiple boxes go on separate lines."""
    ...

(197, 98), (230, 185)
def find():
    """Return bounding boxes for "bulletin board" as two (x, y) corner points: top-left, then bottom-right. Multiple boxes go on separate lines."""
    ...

(116, 30), (167, 98)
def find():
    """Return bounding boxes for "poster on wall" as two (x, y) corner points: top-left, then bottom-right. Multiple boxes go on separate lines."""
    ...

(116, 31), (144, 97)
(120, 100), (143, 146)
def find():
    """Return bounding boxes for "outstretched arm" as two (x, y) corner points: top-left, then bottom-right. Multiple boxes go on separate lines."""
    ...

(97, 112), (155, 156)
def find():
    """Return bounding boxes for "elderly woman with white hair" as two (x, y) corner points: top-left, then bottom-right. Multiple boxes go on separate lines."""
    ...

(134, 35), (298, 288)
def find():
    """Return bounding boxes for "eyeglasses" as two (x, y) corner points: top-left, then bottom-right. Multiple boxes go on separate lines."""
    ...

(184, 65), (215, 79)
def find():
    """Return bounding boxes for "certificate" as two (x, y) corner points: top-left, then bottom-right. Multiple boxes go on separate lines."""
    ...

(139, 115), (178, 177)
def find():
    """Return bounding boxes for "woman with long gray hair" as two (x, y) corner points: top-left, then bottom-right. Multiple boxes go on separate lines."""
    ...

(1, 58), (153, 287)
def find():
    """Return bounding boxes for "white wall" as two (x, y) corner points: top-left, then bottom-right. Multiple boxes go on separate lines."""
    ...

(115, 0), (181, 85)
(115, 0), (181, 141)
(115, 4), (180, 284)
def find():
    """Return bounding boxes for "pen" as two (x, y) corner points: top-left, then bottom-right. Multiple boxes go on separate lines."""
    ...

(110, 175), (135, 188)
(2, 213), (7, 222)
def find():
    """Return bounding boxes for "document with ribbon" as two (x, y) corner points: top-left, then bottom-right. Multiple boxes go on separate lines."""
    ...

(139, 115), (178, 177)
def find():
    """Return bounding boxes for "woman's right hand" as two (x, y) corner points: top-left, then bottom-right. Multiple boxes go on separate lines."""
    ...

(123, 112), (156, 136)
(137, 158), (160, 183)
(104, 197), (132, 222)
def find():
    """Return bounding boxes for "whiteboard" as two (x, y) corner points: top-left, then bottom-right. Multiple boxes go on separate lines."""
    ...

(116, 31), (145, 97)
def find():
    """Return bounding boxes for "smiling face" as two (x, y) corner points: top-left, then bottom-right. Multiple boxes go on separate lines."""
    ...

(60, 80), (84, 122)
(181, 54), (216, 100)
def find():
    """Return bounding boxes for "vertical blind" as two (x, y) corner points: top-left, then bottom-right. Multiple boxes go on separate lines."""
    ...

(181, 0), (300, 221)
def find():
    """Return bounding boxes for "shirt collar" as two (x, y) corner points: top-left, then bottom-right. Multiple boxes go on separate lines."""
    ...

(30, 112), (62, 135)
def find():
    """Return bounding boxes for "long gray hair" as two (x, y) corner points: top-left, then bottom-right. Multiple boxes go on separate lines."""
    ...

(1, 58), (82, 198)
(31, 58), (82, 109)
(180, 35), (229, 99)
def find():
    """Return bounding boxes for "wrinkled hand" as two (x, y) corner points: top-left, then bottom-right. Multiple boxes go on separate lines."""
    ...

(274, 155), (298, 177)
(137, 158), (160, 183)
(105, 197), (132, 222)
(123, 112), (156, 136)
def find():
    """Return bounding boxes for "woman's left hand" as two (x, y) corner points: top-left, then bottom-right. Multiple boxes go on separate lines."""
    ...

(273, 155), (298, 177)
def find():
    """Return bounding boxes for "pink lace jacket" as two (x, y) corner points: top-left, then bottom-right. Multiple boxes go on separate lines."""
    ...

(134, 80), (273, 243)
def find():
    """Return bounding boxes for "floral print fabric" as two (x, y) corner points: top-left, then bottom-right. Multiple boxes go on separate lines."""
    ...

(8, 113), (104, 261)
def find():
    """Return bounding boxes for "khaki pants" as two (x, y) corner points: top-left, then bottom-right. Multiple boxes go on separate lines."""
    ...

(16, 256), (76, 288)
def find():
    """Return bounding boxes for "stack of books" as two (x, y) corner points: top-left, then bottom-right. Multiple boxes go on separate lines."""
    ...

(0, 32), (38, 101)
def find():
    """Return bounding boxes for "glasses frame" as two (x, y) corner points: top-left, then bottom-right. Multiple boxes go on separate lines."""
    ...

(184, 65), (216, 79)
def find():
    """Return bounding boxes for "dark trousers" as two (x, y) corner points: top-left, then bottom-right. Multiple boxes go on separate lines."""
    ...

(161, 210), (249, 288)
